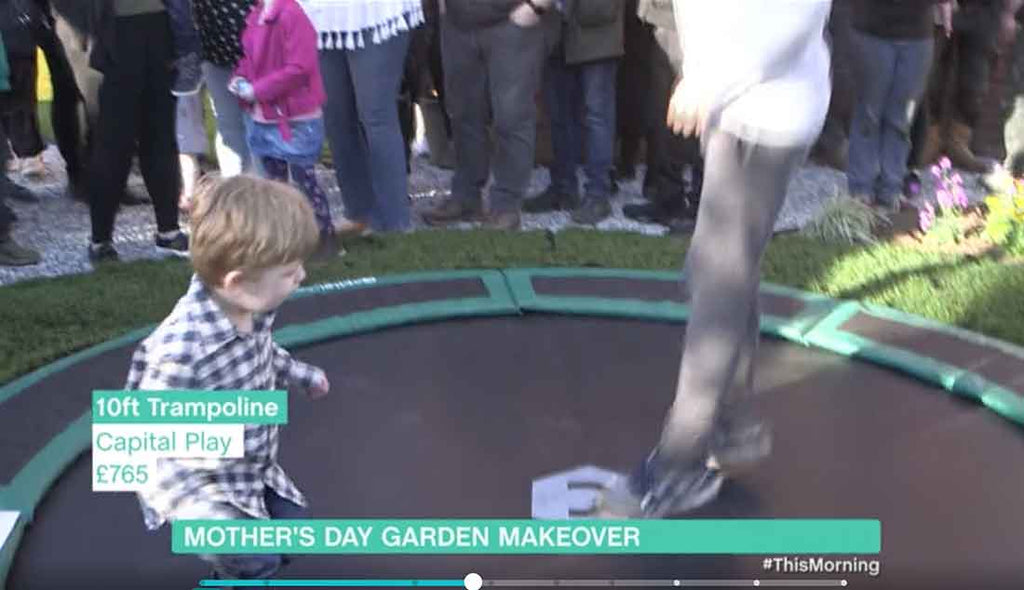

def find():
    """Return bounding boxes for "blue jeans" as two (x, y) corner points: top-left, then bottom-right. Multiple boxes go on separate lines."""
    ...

(164, 0), (202, 58)
(847, 30), (933, 202)
(545, 57), (619, 200)
(319, 31), (412, 232)
(176, 487), (307, 587)
(203, 62), (259, 177)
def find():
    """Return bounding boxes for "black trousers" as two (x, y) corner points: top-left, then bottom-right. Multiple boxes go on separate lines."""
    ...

(88, 12), (180, 244)
(926, 5), (1002, 128)
(0, 53), (45, 158)
(36, 4), (94, 193)
(644, 26), (703, 205)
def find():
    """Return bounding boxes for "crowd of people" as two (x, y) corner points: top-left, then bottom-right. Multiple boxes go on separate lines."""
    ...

(0, 0), (1023, 269)
(2, 0), (1024, 583)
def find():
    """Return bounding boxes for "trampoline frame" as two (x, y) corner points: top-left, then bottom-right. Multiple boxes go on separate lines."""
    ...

(2, 267), (1024, 587)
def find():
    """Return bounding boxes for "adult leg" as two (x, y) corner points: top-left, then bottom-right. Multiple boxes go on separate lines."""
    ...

(422, 18), (490, 224)
(846, 30), (897, 201)
(203, 62), (254, 177)
(878, 38), (934, 205)
(573, 58), (618, 224)
(483, 21), (546, 219)
(35, 17), (86, 195)
(319, 49), (375, 226)
(0, 54), (46, 159)
(340, 31), (413, 231)
(947, 30), (997, 172)
(88, 17), (146, 248)
(136, 12), (183, 239)
(525, 51), (581, 212)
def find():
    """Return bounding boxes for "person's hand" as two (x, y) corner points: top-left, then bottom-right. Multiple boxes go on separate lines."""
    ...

(309, 372), (330, 400)
(510, 2), (540, 27)
(939, 2), (954, 38)
(999, 10), (1020, 49)
(228, 76), (255, 102)
(666, 80), (708, 138)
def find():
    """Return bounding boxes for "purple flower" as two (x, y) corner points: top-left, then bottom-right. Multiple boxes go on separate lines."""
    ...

(953, 186), (968, 209)
(952, 173), (964, 186)
(937, 188), (953, 209)
(931, 165), (942, 178)
(940, 157), (952, 170)
(919, 202), (935, 232)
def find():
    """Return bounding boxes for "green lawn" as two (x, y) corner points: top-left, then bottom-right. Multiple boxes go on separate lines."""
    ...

(2, 229), (1023, 386)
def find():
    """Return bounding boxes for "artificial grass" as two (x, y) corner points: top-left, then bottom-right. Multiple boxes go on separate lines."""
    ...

(2, 229), (1023, 386)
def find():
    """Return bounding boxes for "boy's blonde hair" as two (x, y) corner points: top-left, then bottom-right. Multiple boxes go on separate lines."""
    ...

(189, 174), (320, 286)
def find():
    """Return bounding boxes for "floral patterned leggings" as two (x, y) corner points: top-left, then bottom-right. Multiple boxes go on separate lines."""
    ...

(261, 157), (334, 235)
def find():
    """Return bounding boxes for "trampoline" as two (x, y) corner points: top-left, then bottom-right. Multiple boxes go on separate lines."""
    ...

(2, 268), (1024, 590)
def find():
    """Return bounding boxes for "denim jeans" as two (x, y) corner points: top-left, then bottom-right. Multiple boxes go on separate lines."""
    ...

(545, 57), (619, 200)
(319, 31), (412, 232)
(175, 487), (307, 587)
(165, 0), (202, 58)
(847, 30), (933, 201)
(202, 62), (258, 178)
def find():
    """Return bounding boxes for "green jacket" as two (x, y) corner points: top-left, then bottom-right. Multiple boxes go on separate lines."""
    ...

(0, 33), (9, 92)
(561, 0), (625, 65)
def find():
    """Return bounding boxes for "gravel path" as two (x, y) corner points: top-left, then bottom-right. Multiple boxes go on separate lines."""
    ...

(0, 144), (994, 287)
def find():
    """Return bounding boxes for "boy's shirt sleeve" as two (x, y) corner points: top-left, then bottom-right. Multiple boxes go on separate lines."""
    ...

(272, 343), (323, 391)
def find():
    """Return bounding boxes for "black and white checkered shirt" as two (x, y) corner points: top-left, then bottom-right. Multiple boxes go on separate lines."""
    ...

(126, 275), (323, 530)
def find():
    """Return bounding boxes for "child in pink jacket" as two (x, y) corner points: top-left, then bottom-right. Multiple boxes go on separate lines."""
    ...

(230, 0), (335, 241)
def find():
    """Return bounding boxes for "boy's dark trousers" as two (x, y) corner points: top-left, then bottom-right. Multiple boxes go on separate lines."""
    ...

(88, 11), (181, 244)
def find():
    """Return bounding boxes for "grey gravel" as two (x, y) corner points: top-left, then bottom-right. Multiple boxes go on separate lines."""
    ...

(0, 144), (996, 287)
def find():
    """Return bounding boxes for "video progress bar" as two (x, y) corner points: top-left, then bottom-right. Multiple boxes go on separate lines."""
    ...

(484, 581), (848, 588)
(197, 580), (849, 588)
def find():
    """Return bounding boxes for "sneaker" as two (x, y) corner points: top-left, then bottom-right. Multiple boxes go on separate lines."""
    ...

(155, 231), (190, 257)
(570, 198), (612, 225)
(522, 186), (579, 213)
(706, 422), (772, 475)
(88, 242), (120, 263)
(333, 216), (369, 236)
(172, 52), (203, 97)
(594, 451), (724, 519)
(0, 236), (41, 266)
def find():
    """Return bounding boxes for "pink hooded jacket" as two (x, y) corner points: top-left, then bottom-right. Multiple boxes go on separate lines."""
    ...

(235, 0), (327, 140)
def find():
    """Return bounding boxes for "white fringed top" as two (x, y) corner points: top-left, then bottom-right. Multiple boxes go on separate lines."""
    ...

(299, 0), (425, 50)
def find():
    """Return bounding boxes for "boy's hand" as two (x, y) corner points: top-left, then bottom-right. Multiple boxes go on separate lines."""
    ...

(309, 372), (330, 400)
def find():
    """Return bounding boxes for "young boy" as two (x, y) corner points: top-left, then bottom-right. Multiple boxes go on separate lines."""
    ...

(126, 174), (330, 581)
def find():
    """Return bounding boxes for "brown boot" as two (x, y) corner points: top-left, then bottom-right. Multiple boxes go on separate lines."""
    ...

(945, 120), (993, 173)
(916, 123), (945, 167)
(421, 197), (484, 226)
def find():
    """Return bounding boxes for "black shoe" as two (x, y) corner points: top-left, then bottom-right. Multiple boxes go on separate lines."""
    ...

(522, 186), (579, 213)
(421, 197), (484, 226)
(88, 242), (120, 263)
(155, 231), (190, 257)
(570, 198), (612, 225)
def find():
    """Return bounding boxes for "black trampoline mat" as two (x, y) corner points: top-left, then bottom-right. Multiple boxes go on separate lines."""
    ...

(9, 316), (1024, 590)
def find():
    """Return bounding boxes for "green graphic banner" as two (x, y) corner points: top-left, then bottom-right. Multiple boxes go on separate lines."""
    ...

(172, 519), (880, 555)
(92, 390), (288, 424)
